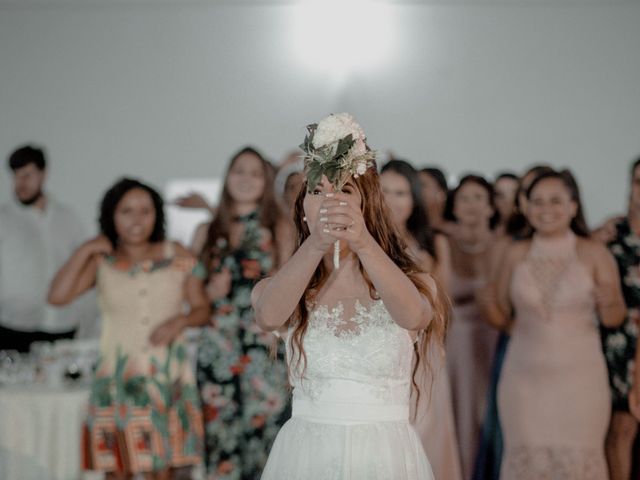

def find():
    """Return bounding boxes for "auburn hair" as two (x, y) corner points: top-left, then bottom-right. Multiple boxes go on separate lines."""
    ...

(287, 163), (450, 408)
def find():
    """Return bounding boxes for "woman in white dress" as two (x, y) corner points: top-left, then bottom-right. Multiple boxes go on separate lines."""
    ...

(251, 114), (447, 480)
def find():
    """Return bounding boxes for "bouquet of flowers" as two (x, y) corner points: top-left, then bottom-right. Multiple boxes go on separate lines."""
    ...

(300, 113), (376, 267)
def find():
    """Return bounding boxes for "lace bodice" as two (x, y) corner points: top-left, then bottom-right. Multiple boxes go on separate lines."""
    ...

(287, 300), (415, 405)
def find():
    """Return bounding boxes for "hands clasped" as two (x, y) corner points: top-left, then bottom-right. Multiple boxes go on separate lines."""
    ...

(308, 192), (372, 255)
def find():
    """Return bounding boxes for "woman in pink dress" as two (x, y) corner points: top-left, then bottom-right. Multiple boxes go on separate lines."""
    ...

(444, 174), (499, 479)
(495, 169), (626, 479)
(380, 159), (462, 480)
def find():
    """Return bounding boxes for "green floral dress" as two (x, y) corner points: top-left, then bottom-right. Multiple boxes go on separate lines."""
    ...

(601, 218), (640, 411)
(84, 243), (205, 474)
(197, 211), (290, 480)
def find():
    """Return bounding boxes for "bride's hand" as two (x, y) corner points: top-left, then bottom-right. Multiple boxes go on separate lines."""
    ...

(320, 192), (373, 254)
(307, 203), (341, 254)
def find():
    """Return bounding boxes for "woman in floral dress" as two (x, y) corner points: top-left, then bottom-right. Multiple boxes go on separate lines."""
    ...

(192, 147), (290, 479)
(49, 178), (209, 479)
(600, 157), (640, 480)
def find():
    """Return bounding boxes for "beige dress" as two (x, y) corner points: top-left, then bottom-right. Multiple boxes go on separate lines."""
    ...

(84, 242), (204, 474)
(497, 232), (610, 479)
(447, 271), (499, 479)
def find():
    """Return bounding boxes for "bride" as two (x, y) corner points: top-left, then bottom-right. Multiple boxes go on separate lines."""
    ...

(251, 114), (447, 479)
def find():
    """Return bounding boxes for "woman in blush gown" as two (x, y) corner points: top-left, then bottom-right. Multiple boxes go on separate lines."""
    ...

(474, 165), (555, 480)
(495, 170), (626, 479)
(444, 174), (499, 479)
(380, 159), (461, 480)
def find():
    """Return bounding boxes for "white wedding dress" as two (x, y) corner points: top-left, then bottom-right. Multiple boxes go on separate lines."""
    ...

(261, 299), (434, 480)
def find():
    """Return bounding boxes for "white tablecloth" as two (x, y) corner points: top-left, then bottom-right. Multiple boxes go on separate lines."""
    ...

(0, 384), (90, 480)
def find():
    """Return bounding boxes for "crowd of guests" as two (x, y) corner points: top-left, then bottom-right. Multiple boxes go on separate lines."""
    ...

(1, 142), (639, 480)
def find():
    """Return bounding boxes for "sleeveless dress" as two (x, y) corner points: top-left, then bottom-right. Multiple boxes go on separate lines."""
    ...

(84, 242), (204, 474)
(196, 210), (290, 479)
(447, 271), (499, 479)
(601, 218), (640, 412)
(497, 232), (610, 479)
(261, 299), (434, 480)
(413, 345), (463, 480)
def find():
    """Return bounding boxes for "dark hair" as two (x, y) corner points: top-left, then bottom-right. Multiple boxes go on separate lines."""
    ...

(493, 172), (519, 226)
(381, 159), (437, 260)
(8, 145), (46, 171)
(505, 165), (555, 238)
(99, 178), (166, 248)
(525, 169), (590, 237)
(444, 174), (499, 228)
(631, 156), (640, 178)
(495, 172), (518, 183)
(419, 167), (448, 194)
(200, 146), (280, 270)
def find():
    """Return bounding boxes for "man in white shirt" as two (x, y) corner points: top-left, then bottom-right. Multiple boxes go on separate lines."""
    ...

(0, 145), (94, 351)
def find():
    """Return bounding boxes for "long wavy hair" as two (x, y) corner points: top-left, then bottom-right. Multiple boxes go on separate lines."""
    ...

(381, 159), (437, 260)
(200, 146), (280, 271)
(287, 164), (450, 407)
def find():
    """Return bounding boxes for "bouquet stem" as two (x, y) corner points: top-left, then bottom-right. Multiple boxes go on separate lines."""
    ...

(333, 240), (340, 269)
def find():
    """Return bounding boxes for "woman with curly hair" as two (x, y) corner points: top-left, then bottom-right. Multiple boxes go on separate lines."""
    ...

(49, 178), (209, 479)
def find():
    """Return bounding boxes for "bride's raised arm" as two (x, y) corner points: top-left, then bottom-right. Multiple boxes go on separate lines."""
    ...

(251, 214), (337, 332)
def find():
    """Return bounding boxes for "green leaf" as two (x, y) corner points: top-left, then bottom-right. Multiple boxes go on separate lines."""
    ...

(324, 160), (340, 184)
(334, 134), (354, 158)
(305, 160), (323, 190)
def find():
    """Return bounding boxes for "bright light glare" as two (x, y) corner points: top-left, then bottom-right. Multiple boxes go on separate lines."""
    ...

(293, 0), (393, 75)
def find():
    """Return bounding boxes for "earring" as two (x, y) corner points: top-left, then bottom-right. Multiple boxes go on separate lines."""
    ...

(303, 216), (307, 222)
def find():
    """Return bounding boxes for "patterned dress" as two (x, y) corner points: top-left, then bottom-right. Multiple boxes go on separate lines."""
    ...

(84, 243), (205, 474)
(197, 211), (289, 480)
(601, 218), (640, 411)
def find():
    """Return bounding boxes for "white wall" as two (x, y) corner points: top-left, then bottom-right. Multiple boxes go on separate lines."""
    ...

(1, 0), (639, 232)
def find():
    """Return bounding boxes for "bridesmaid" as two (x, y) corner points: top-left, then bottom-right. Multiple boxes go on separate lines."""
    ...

(474, 164), (554, 480)
(600, 157), (640, 480)
(444, 174), (499, 480)
(495, 169), (625, 479)
(418, 167), (449, 233)
(192, 147), (290, 479)
(379, 159), (461, 480)
(492, 173), (519, 238)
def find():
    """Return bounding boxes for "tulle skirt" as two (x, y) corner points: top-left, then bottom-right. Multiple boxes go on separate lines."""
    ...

(261, 412), (434, 480)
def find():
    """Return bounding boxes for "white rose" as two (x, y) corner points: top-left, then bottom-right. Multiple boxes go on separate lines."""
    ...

(356, 160), (368, 176)
(351, 138), (367, 157)
(312, 113), (366, 149)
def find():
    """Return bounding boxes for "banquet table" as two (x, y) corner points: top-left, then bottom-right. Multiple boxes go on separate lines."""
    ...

(0, 383), (90, 480)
